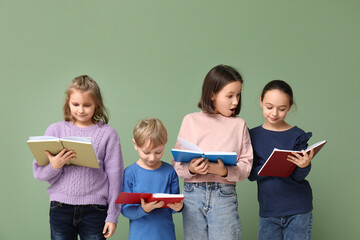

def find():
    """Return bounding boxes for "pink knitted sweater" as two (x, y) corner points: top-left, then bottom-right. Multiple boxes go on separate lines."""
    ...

(173, 112), (253, 185)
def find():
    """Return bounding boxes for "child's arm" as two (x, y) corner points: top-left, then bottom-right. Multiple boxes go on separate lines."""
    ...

(167, 202), (184, 212)
(44, 149), (76, 169)
(102, 129), (124, 225)
(288, 149), (314, 168)
(217, 125), (253, 182)
(141, 198), (165, 212)
(167, 169), (184, 212)
(121, 170), (152, 220)
(207, 159), (228, 177)
(248, 157), (267, 181)
(33, 125), (67, 183)
(188, 158), (209, 175)
(288, 133), (313, 181)
(103, 222), (116, 238)
(288, 149), (314, 181)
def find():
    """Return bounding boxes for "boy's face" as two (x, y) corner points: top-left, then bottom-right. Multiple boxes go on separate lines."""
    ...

(133, 139), (165, 170)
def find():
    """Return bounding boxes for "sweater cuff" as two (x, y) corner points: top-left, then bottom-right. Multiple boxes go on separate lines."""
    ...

(105, 212), (120, 224)
(105, 204), (121, 224)
(43, 164), (62, 180)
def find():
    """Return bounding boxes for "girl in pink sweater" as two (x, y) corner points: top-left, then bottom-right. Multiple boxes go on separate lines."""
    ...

(173, 65), (253, 240)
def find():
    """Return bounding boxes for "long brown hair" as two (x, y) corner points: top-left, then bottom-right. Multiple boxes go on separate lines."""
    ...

(63, 75), (109, 124)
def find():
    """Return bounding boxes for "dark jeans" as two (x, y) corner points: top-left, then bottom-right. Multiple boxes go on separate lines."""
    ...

(49, 201), (108, 240)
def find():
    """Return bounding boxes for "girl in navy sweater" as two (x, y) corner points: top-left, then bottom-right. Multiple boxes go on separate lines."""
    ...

(249, 80), (314, 240)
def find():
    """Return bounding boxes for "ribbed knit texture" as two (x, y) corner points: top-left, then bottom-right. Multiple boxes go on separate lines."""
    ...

(173, 112), (253, 184)
(33, 121), (124, 223)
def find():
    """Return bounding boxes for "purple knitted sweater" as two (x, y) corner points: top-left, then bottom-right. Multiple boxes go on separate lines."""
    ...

(33, 121), (124, 223)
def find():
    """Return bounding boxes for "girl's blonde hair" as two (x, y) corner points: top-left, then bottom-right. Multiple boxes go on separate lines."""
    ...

(63, 75), (109, 124)
(133, 118), (168, 148)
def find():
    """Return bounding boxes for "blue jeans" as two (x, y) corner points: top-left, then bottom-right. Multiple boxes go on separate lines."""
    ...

(259, 211), (313, 240)
(49, 201), (108, 240)
(182, 182), (241, 240)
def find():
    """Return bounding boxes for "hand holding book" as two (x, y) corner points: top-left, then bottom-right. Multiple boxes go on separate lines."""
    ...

(188, 158), (209, 175)
(166, 201), (184, 212)
(44, 148), (77, 169)
(115, 192), (184, 209)
(258, 140), (327, 177)
(172, 137), (237, 166)
(140, 198), (165, 213)
(287, 148), (315, 169)
(27, 136), (99, 168)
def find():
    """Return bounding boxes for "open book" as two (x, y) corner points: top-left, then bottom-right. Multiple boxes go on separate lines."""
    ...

(171, 137), (237, 166)
(27, 136), (99, 168)
(258, 140), (327, 177)
(115, 192), (184, 208)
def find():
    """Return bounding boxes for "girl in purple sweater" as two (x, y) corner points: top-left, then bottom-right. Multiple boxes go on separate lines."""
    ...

(33, 75), (124, 239)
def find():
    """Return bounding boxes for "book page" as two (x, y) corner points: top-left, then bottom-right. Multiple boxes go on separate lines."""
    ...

(306, 140), (327, 152)
(61, 137), (92, 143)
(178, 137), (202, 152)
(28, 136), (59, 141)
(152, 193), (184, 198)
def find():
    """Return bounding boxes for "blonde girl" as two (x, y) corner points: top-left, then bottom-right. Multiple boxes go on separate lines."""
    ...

(33, 75), (124, 239)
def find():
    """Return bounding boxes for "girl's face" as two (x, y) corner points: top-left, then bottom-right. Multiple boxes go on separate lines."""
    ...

(68, 89), (96, 127)
(211, 81), (242, 117)
(134, 139), (164, 170)
(260, 89), (291, 128)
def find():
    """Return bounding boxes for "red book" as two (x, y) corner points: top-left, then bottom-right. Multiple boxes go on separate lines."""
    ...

(115, 192), (184, 208)
(258, 140), (327, 177)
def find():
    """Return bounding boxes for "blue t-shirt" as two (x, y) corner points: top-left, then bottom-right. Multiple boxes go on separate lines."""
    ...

(121, 162), (180, 240)
(249, 126), (313, 217)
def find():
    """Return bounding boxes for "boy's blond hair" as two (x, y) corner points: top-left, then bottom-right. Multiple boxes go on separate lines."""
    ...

(133, 118), (168, 148)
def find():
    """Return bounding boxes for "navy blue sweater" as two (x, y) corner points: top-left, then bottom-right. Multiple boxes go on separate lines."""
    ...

(249, 126), (313, 217)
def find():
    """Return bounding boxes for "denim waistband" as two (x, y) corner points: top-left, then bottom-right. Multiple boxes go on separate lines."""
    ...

(184, 182), (235, 190)
(50, 201), (108, 207)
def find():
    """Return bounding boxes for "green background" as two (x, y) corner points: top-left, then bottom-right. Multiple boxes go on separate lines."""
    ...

(1, 0), (358, 239)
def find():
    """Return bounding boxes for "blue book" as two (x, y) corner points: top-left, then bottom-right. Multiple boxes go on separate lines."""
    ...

(171, 137), (237, 166)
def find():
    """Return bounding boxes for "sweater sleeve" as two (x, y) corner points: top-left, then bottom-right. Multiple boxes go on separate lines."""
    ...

(121, 169), (148, 220)
(290, 132), (312, 182)
(225, 123), (253, 182)
(33, 124), (63, 184)
(170, 169), (182, 213)
(103, 128), (124, 224)
(248, 156), (267, 182)
(172, 117), (196, 180)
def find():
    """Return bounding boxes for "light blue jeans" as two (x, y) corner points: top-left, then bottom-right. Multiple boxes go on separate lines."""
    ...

(182, 182), (241, 240)
(259, 211), (313, 240)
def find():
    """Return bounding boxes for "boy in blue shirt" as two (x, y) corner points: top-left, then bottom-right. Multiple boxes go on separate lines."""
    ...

(121, 118), (183, 240)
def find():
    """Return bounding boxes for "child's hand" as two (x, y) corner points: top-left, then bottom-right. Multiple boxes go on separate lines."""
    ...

(167, 201), (184, 212)
(287, 149), (314, 168)
(189, 158), (209, 175)
(141, 198), (164, 213)
(208, 159), (228, 177)
(103, 222), (116, 238)
(45, 148), (76, 169)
